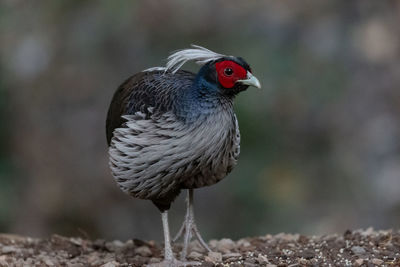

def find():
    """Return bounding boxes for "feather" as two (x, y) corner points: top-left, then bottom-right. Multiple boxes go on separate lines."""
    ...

(106, 70), (195, 145)
(145, 45), (227, 74)
(109, 107), (240, 199)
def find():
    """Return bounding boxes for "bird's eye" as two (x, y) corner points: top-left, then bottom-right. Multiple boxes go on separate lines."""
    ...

(224, 68), (233, 76)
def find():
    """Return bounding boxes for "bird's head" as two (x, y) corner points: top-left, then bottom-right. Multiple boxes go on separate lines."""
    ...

(197, 56), (260, 96)
(145, 45), (261, 97)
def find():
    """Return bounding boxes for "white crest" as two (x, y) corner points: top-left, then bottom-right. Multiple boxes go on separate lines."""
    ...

(145, 45), (227, 74)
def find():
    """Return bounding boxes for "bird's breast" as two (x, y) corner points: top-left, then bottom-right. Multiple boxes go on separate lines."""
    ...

(179, 109), (241, 188)
(108, 107), (240, 199)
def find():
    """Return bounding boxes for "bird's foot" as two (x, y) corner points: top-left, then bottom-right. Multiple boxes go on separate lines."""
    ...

(173, 219), (212, 260)
(174, 189), (212, 261)
(146, 258), (201, 267)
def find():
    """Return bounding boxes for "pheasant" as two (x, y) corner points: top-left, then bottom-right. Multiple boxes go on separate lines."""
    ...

(106, 45), (261, 266)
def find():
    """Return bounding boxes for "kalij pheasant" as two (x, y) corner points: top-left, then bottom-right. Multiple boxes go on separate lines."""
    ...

(106, 45), (261, 266)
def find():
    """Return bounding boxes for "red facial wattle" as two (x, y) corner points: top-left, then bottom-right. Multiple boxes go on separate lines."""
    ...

(215, 61), (248, 88)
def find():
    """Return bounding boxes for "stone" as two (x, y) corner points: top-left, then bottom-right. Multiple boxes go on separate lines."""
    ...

(299, 258), (309, 265)
(208, 239), (218, 248)
(1, 246), (18, 254)
(257, 254), (270, 264)
(351, 246), (366, 255)
(205, 251), (222, 262)
(188, 251), (203, 260)
(237, 239), (251, 247)
(0, 256), (8, 267)
(43, 258), (55, 266)
(354, 259), (364, 266)
(189, 240), (206, 253)
(105, 240), (124, 252)
(222, 252), (242, 260)
(148, 258), (161, 264)
(101, 261), (120, 267)
(134, 246), (152, 257)
(69, 238), (83, 246)
(216, 238), (236, 252)
(371, 258), (383, 265)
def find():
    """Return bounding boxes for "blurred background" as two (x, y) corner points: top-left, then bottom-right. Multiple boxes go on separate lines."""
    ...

(1, 0), (400, 242)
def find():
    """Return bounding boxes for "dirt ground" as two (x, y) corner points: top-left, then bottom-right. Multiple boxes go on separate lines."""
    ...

(0, 228), (399, 266)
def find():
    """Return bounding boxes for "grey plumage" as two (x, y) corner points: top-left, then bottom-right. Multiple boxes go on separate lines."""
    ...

(109, 105), (240, 200)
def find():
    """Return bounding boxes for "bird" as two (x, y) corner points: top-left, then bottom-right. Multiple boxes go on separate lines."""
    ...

(106, 45), (261, 266)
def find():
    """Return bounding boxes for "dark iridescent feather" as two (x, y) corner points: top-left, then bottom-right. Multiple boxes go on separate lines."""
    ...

(106, 70), (195, 145)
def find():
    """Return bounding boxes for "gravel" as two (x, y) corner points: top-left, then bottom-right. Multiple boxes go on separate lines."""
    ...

(0, 228), (399, 266)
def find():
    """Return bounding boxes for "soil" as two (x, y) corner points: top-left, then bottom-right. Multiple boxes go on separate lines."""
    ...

(0, 228), (399, 266)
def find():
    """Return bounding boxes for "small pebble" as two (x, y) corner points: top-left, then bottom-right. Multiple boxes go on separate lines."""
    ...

(134, 246), (152, 257)
(105, 240), (124, 252)
(223, 252), (242, 260)
(361, 227), (374, 236)
(216, 238), (236, 252)
(87, 253), (102, 265)
(351, 246), (366, 255)
(1, 246), (18, 254)
(112, 240), (124, 248)
(244, 262), (258, 267)
(276, 233), (300, 242)
(354, 258), (364, 266)
(188, 251), (203, 260)
(371, 258), (383, 265)
(208, 239), (218, 248)
(257, 254), (270, 264)
(124, 240), (134, 249)
(101, 261), (120, 267)
(0, 257), (8, 267)
(205, 251), (222, 262)
(148, 257), (161, 264)
(69, 238), (83, 246)
(299, 258), (308, 265)
(244, 258), (257, 265)
(237, 239), (251, 247)
(189, 240), (206, 253)
(43, 259), (55, 266)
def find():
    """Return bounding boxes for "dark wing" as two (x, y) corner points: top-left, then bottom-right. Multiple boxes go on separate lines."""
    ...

(106, 70), (195, 145)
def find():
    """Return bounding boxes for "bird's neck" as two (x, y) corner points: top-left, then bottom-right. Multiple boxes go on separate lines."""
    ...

(174, 76), (233, 122)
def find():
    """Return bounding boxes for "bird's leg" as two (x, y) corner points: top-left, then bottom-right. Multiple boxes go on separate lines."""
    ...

(147, 211), (200, 267)
(186, 189), (212, 253)
(180, 192), (193, 260)
(173, 190), (194, 243)
(161, 211), (174, 261)
(174, 189), (212, 261)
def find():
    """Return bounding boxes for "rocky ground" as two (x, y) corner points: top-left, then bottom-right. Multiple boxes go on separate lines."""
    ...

(0, 228), (399, 266)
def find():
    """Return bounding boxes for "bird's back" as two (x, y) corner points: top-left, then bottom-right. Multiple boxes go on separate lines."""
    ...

(106, 70), (195, 145)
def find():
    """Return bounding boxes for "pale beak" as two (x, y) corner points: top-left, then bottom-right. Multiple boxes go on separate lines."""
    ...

(236, 72), (261, 88)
